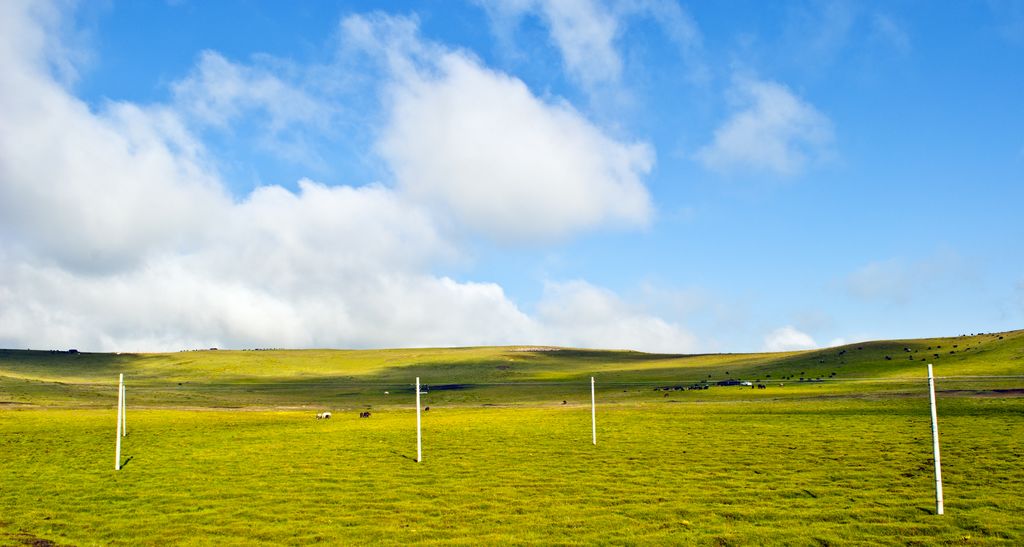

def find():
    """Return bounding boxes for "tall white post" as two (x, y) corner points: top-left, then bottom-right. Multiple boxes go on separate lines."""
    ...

(115, 373), (123, 470)
(416, 377), (422, 463)
(591, 376), (597, 446)
(121, 381), (127, 437)
(927, 364), (944, 515)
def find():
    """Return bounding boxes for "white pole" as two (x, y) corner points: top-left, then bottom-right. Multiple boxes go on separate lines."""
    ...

(121, 381), (126, 437)
(115, 373), (123, 470)
(927, 364), (944, 515)
(416, 377), (422, 463)
(591, 376), (597, 445)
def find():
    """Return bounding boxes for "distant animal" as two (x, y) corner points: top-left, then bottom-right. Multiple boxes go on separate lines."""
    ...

(424, 406), (430, 412)
(757, 384), (767, 390)
(359, 411), (371, 418)
(562, 400), (567, 405)
(317, 412), (332, 420)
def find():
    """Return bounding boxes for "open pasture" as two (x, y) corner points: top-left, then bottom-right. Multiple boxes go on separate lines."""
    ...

(2, 331), (1023, 544)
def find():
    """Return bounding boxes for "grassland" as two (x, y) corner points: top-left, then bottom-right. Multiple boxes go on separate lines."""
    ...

(2, 330), (1023, 545)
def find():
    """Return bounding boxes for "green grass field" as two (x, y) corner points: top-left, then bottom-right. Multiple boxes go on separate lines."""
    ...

(2, 330), (1023, 545)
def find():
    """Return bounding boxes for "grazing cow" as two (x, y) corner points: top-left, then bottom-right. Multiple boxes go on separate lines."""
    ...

(424, 406), (430, 412)
(359, 411), (371, 418)
(562, 400), (567, 405)
(317, 412), (332, 420)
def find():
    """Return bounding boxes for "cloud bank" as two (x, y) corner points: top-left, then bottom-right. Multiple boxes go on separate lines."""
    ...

(0, 3), (691, 353)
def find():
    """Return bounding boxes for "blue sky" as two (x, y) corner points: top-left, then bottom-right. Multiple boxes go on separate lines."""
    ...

(0, 0), (1021, 352)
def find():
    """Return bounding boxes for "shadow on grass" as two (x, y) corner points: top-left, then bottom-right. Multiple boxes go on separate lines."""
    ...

(388, 449), (416, 462)
(119, 456), (134, 469)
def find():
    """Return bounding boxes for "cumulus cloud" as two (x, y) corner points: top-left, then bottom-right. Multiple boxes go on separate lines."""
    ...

(696, 76), (834, 176)
(0, 3), (227, 273)
(762, 325), (817, 352)
(0, 2), (678, 353)
(537, 281), (697, 353)
(356, 13), (654, 243)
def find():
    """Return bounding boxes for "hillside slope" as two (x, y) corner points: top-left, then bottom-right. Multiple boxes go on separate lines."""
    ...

(1, 329), (1022, 408)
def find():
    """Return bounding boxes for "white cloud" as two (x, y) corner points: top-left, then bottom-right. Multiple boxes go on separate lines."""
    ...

(173, 51), (331, 133)
(481, 0), (704, 89)
(695, 76), (834, 176)
(0, 2), (227, 273)
(361, 14), (654, 243)
(536, 280), (697, 353)
(484, 0), (622, 88)
(762, 326), (818, 352)
(535, 0), (622, 87)
(0, 3), (679, 353)
(826, 337), (848, 348)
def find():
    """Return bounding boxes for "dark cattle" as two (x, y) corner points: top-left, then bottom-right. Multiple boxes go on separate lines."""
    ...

(359, 411), (371, 418)
(562, 400), (567, 405)
(756, 384), (767, 390)
(424, 406), (430, 412)
(885, 355), (892, 360)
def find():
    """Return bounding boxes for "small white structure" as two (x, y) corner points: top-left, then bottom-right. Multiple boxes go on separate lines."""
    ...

(316, 412), (332, 419)
(740, 381), (753, 387)
(115, 373), (124, 470)
(928, 364), (944, 515)
(591, 376), (597, 446)
(416, 377), (422, 462)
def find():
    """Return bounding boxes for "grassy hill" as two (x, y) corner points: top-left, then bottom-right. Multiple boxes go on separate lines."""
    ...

(2, 330), (1023, 545)
(2, 329), (1022, 408)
